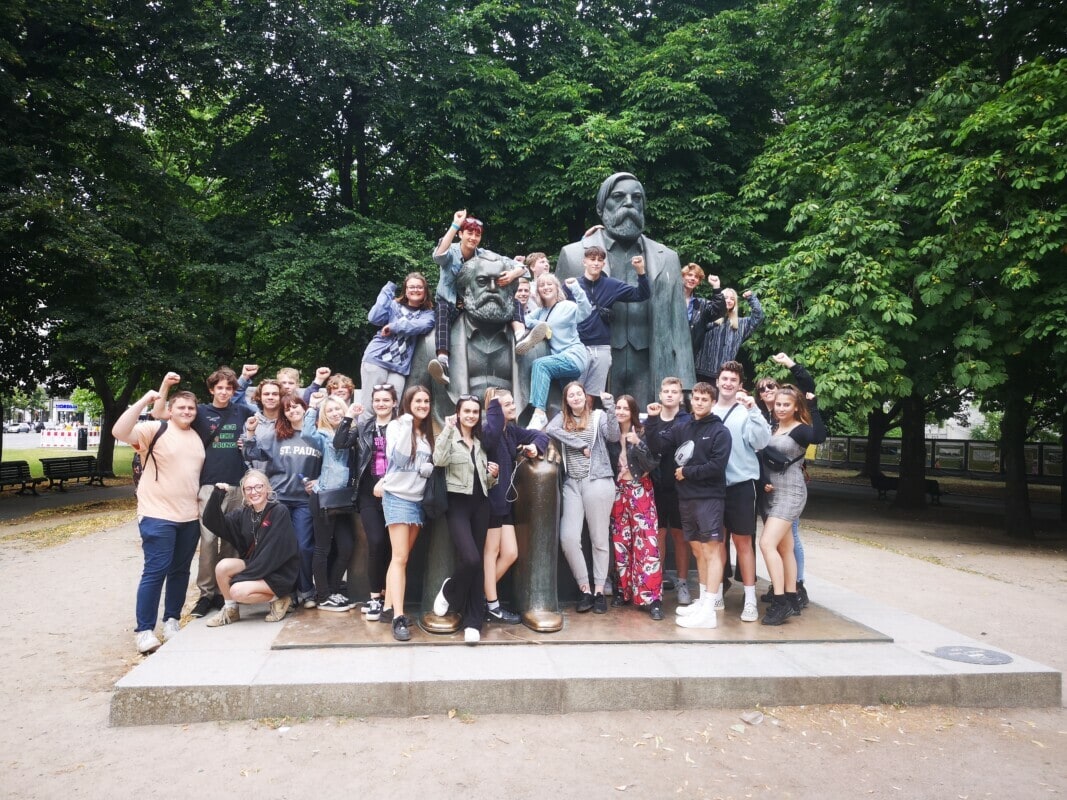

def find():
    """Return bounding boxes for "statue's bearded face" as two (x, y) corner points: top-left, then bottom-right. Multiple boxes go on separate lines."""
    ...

(461, 259), (514, 326)
(601, 178), (646, 243)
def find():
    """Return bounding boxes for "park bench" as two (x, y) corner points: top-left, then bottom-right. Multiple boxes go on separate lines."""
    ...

(0, 460), (46, 496)
(870, 471), (941, 505)
(40, 455), (106, 491)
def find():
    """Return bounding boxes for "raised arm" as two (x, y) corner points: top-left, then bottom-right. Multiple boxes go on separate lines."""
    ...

(113, 390), (160, 445)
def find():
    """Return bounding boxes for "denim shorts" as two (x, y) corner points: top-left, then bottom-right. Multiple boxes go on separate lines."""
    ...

(382, 491), (423, 526)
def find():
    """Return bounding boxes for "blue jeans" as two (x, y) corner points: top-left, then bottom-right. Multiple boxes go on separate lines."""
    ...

(530, 352), (583, 410)
(791, 517), (804, 580)
(136, 517), (200, 632)
(284, 501), (315, 596)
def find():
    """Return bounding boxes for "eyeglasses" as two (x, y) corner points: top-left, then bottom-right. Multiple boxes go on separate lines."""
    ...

(243, 484), (267, 493)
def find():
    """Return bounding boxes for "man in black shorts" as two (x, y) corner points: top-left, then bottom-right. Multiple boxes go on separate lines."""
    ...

(645, 382), (731, 630)
(712, 361), (771, 622)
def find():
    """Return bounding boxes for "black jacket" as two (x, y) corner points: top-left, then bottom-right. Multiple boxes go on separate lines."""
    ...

(645, 412), (731, 501)
(203, 488), (300, 598)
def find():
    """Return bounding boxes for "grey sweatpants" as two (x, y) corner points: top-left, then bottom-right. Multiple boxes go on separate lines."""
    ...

(560, 475), (615, 590)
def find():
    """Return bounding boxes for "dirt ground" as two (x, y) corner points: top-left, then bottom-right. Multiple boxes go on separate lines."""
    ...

(0, 485), (1064, 800)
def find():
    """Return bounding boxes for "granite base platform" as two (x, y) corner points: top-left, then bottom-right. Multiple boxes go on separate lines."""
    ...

(111, 576), (1061, 726)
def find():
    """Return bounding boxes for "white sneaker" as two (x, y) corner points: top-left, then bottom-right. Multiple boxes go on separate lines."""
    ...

(741, 600), (759, 623)
(676, 602), (717, 629)
(527, 409), (548, 430)
(135, 630), (161, 654)
(713, 596), (725, 611)
(162, 618), (181, 642)
(676, 582), (692, 605)
(515, 322), (551, 356)
(675, 596), (704, 617)
(428, 356), (450, 386)
(433, 578), (450, 616)
(464, 627), (480, 644)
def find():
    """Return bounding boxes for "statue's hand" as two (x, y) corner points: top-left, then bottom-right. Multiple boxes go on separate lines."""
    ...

(544, 442), (562, 465)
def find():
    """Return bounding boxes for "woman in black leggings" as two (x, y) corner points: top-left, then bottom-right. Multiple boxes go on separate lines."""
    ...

(333, 384), (397, 621)
(431, 395), (496, 644)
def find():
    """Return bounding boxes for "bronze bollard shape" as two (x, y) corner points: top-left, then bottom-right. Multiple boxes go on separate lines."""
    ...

(513, 450), (563, 632)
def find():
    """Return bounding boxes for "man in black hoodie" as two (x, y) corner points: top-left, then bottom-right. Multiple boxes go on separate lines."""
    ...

(645, 381), (731, 630)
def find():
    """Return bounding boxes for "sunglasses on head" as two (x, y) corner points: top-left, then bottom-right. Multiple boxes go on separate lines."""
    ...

(372, 384), (393, 391)
(458, 394), (480, 404)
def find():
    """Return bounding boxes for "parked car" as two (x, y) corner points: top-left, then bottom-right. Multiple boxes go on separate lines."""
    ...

(4, 422), (32, 433)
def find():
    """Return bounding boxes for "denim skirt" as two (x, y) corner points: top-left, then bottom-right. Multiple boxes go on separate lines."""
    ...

(382, 491), (424, 526)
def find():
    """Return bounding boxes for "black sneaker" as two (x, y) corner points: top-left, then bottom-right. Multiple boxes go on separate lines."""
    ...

(379, 606), (394, 624)
(761, 596), (792, 626)
(797, 581), (810, 609)
(364, 597), (383, 621)
(576, 592), (595, 613)
(649, 600), (664, 621)
(761, 587), (775, 603)
(610, 593), (626, 608)
(786, 591), (802, 617)
(189, 595), (214, 618)
(593, 592), (608, 614)
(486, 605), (521, 625)
(392, 615), (412, 642)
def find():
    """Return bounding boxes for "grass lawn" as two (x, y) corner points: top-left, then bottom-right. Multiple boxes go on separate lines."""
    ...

(2, 446), (134, 480)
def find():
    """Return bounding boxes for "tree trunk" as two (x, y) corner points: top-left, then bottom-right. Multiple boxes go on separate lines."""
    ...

(862, 404), (896, 478)
(1060, 400), (1066, 525)
(90, 366), (143, 476)
(893, 392), (927, 509)
(1001, 373), (1034, 538)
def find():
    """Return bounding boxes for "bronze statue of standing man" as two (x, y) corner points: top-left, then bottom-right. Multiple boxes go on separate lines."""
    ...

(556, 173), (695, 406)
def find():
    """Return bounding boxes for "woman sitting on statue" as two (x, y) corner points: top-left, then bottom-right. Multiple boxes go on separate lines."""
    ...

(523, 274), (592, 431)
(359, 272), (434, 409)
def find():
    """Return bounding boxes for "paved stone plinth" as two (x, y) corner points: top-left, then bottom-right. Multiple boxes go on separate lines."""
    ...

(110, 576), (1061, 726)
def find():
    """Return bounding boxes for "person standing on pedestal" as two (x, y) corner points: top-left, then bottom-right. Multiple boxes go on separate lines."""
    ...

(563, 245), (650, 395)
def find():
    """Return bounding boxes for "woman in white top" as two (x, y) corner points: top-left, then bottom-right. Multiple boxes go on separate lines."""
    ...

(375, 384), (435, 641)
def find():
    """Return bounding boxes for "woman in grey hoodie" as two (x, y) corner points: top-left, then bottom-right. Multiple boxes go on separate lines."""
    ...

(546, 382), (620, 615)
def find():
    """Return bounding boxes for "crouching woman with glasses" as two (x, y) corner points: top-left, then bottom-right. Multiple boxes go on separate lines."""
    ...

(202, 470), (301, 626)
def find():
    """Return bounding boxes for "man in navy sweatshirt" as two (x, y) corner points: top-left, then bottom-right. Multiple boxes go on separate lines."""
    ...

(644, 381), (731, 630)
(563, 245), (650, 394)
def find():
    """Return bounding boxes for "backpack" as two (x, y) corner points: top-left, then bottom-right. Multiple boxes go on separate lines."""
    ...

(132, 422), (168, 487)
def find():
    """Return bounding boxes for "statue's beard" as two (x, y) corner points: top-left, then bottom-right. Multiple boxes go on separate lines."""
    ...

(603, 207), (645, 243)
(465, 292), (513, 325)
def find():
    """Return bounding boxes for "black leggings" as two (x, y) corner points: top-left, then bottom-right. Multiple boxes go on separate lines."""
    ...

(310, 494), (355, 602)
(442, 491), (491, 631)
(358, 476), (390, 595)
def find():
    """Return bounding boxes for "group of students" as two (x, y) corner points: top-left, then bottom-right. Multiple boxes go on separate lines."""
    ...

(117, 208), (820, 654)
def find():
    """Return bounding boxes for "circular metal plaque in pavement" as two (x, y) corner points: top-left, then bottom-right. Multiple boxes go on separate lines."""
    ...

(926, 646), (1013, 665)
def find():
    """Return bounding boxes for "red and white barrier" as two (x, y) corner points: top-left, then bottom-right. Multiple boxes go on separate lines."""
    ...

(38, 428), (102, 448)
